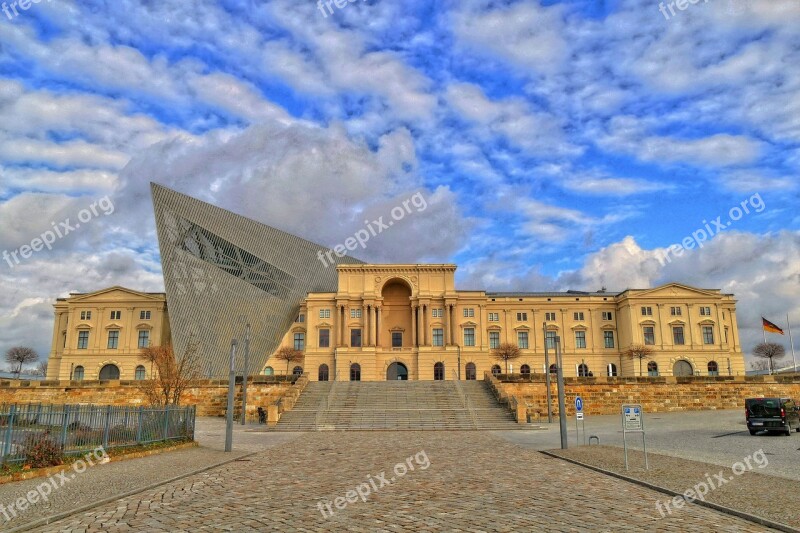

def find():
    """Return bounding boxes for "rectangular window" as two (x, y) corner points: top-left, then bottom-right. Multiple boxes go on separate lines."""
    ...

(725, 327), (729, 343)
(294, 332), (305, 350)
(350, 308), (362, 319)
(392, 332), (403, 348)
(351, 329), (362, 347)
(700, 306), (711, 316)
(673, 327), (685, 345)
(641, 306), (652, 316)
(602, 311), (613, 321)
(703, 326), (714, 345)
(573, 312), (585, 321)
(77, 331), (89, 349)
(107, 330), (119, 349)
(604, 330), (614, 348)
(463, 308), (474, 318)
(319, 329), (330, 348)
(432, 328), (443, 346)
(489, 331), (500, 349)
(80, 311), (91, 320)
(545, 331), (556, 349)
(575, 331), (586, 349)
(670, 307), (682, 316)
(518, 331), (529, 349)
(140, 310), (151, 320)
(432, 309), (443, 318)
(319, 309), (331, 319)
(488, 312), (499, 322)
(516, 312), (527, 321)
(464, 328), (475, 347)
(545, 312), (556, 321)
(643, 326), (655, 345)
(138, 330), (150, 348)
(296, 314), (305, 323)
(110, 310), (121, 320)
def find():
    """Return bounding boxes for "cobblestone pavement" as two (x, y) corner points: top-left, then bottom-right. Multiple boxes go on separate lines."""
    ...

(28, 431), (772, 532)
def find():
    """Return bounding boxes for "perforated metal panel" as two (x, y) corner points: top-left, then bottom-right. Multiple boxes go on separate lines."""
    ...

(151, 183), (363, 378)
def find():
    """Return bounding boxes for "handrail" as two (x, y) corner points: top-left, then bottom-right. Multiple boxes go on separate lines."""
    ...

(452, 370), (478, 429)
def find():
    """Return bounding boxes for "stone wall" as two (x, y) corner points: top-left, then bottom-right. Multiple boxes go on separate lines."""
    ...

(490, 374), (800, 418)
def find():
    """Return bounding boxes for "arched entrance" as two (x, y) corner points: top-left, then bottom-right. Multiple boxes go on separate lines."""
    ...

(465, 362), (477, 380)
(434, 362), (445, 380)
(387, 362), (408, 380)
(350, 363), (361, 381)
(99, 364), (120, 380)
(318, 364), (329, 381)
(381, 279), (413, 348)
(673, 360), (693, 376)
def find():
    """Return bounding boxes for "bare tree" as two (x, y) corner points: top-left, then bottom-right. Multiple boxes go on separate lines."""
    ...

(34, 361), (48, 376)
(274, 346), (303, 376)
(5, 347), (38, 378)
(749, 359), (771, 372)
(624, 344), (655, 377)
(492, 343), (521, 374)
(138, 341), (201, 406)
(753, 342), (786, 375)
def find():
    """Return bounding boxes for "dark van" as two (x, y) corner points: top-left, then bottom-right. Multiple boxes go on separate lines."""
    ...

(745, 398), (800, 436)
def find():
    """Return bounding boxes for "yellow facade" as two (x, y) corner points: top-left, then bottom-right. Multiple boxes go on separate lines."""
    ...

(46, 287), (170, 381)
(267, 264), (746, 380)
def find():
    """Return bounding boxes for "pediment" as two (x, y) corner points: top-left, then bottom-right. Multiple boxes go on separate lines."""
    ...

(104, 322), (124, 330)
(68, 286), (164, 303)
(630, 283), (720, 299)
(570, 323), (588, 330)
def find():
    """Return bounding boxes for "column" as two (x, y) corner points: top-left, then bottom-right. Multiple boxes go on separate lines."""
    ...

(444, 303), (451, 346)
(364, 303), (369, 346)
(411, 305), (417, 347)
(686, 304), (695, 347)
(423, 305), (428, 346)
(416, 305), (423, 347)
(656, 304), (665, 349)
(376, 307), (381, 347)
(336, 305), (342, 347)
(370, 306), (377, 346)
(345, 304), (350, 347)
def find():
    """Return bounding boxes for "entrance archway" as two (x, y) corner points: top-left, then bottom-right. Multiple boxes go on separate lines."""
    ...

(318, 364), (329, 381)
(350, 363), (361, 381)
(387, 362), (408, 380)
(465, 362), (477, 380)
(434, 362), (445, 380)
(99, 364), (120, 380)
(673, 360), (693, 376)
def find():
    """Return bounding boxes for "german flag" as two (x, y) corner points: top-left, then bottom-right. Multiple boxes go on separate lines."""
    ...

(762, 317), (785, 335)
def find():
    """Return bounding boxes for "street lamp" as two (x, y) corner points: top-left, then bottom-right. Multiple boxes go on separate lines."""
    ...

(225, 339), (237, 452)
(240, 324), (250, 426)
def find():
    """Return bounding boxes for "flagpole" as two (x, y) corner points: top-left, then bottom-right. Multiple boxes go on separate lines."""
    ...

(788, 314), (797, 372)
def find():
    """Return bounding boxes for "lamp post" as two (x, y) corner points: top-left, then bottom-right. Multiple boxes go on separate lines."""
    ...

(240, 324), (250, 426)
(543, 322), (552, 423)
(457, 344), (461, 380)
(225, 339), (237, 452)
(555, 336), (567, 450)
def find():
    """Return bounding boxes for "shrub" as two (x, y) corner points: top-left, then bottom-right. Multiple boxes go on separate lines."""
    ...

(22, 434), (63, 468)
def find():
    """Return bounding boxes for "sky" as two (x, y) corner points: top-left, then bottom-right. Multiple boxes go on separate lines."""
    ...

(0, 0), (798, 368)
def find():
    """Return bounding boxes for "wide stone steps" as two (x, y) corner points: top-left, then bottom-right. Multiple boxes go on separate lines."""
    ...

(272, 380), (525, 431)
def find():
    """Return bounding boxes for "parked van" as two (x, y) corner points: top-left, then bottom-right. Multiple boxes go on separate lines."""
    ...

(745, 397), (800, 436)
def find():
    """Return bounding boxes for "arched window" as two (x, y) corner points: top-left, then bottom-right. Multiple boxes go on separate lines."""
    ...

(350, 363), (361, 381)
(465, 362), (477, 380)
(318, 364), (329, 381)
(647, 361), (659, 377)
(263, 366), (274, 376)
(99, 364), (120, 380)
(292, 366), (303, 377)
(491, 364), (501, 376)
(708, 361), (719, 376)
(135, 365), (146, 380)
(607, 363), (618, 377)
(73, 365), (84, 381)
(673, 360), (693, 376)
(520, 364), (531, 376)
(434, 362), (445, 380)
(549, 364), (558, 374)
(578, 364), (589, 377)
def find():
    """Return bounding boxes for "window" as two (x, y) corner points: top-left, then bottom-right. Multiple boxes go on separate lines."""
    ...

(702, 326), (714, 345)
(80, 311), (91, 320)
(602, 311), (613, 321)
(138, 330), (150, 348)
(351, 329), (362, 347)
(392, 332), (403, 348)
(545, 312), (556, 321)
(263, 367), (274, 376)
(604, 331), (615, 348)
(575, 331), (586, 349)
(107, 330), (119, 349)
(700, 306), (711, 316)
(296, 314), (305, 323)
(517, 331), (529, 349)
(488, 312), (499, 322)
(491, 365), (501, 376)
(520, 364), (531, 376)
(670, 307), (681, 316)
(135, 365), (146, 380)
(647, 361), (659, 377)
(464, 327), (475, 347)
(643, 326), (655, 345)
(294, 332), (305, 350)
(641, 306), (652, 316)
(516, 312), (527, 321)
(99, 364), (120, 380)
(110, 310), (121, 320)
(432, 309), (443, 318)
(463, 308), (475, 318)
(77, 331), (89, 349)
(725, 327), (729, 343)
(319, 329), (330, 348)
(673, 326), (685, 345)
(140, 310), (151, 320)
(708, 361), (719, 376)
(319, 309), (331, 319)
(350, 308), (362, 319)
(73, 365), (84, 381)
(292, 366), (303, 376)
(489, 331), (500, 349)
(434, 362), (445, 381)
(578, 364), (589, 377)
(573, 312), (584, 321)
(432, 328), (443, 346)
(607, 363), (618, 377)
(545, 331), (556, 350)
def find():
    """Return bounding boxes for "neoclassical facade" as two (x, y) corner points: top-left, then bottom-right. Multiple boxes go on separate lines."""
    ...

(267, 264), (746, 381)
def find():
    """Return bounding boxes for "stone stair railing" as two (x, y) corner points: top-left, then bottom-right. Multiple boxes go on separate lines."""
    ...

(267, 373), (309, 426)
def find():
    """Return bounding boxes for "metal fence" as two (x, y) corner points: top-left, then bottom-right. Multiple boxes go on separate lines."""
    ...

(0, 403), (196, 464)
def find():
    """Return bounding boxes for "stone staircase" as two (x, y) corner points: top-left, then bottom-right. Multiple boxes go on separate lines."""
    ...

(271, 379), (524, 431)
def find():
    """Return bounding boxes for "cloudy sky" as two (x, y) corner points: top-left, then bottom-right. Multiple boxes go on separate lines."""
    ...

(1, 0), (798, 368)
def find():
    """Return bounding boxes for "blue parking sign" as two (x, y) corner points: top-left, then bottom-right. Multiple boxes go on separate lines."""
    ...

(575, 396), (583, 412)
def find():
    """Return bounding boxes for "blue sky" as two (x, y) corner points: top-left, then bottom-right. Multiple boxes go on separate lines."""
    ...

(0, 0), (798, 365)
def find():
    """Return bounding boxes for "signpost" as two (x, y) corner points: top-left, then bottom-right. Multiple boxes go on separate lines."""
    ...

(621, 404), (648, 470)
(575, 396), (585, 445)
